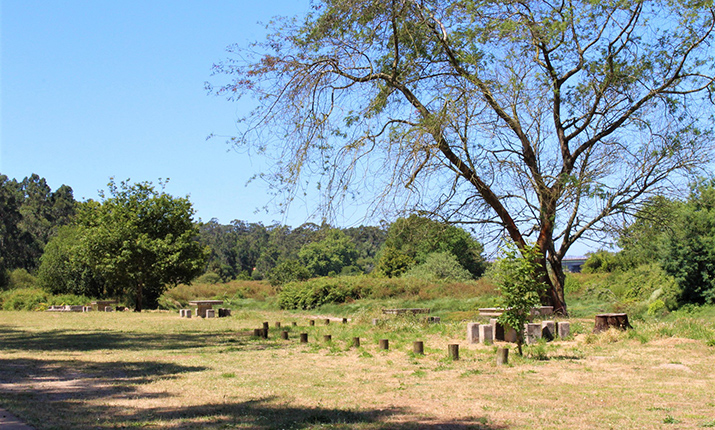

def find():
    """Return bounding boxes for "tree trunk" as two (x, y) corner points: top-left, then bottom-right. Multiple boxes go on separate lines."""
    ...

(546, 254), (568, 316)
(134, 282), (143, 312)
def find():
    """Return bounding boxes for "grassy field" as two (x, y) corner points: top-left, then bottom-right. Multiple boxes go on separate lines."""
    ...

(1, 307), (714, 429)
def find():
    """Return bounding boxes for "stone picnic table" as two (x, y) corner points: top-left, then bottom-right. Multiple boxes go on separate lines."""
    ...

(189, 300), (224, 318)
(92, 300), (118, 311)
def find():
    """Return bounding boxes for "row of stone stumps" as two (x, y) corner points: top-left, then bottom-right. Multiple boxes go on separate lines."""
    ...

(245, 319), (482, 362)
(467, 319), (571, 345)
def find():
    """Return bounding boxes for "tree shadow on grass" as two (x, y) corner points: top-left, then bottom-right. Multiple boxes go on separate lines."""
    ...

(0, 326), (285, 353)
(0, 356), (508, 430)
(129, 397), (509, 430)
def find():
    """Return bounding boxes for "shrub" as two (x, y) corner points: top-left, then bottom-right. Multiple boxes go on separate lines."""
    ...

(8, 268), (36, 290)
(267, 260), (311, 286)
(1, 288), (48, 311)
(277, 277), (361, 309)
(195, 272), (222, 284)
(403, 252), (473, 282)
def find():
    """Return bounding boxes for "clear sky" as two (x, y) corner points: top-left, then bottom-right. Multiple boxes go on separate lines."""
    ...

(1, 1), (595, 255)
(1, 0), (322, 226)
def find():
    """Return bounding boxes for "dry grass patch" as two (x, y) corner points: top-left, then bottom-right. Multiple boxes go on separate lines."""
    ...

(0, 311), (713, 429)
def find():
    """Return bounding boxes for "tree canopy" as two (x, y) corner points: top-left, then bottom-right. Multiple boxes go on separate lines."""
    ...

(69, 180), (208, 311)
(211, 0), (715, 313)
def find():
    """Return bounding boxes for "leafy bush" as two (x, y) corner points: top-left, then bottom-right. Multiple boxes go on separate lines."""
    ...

(195, 272), (222, 284)
(1, 288), (48, 311)
(403, 252), (473, 282)
(582, 250), (626, 273)
(267, 260), (311, 286)
(277, 278), (361, 309)
(8, 268), (36, 289)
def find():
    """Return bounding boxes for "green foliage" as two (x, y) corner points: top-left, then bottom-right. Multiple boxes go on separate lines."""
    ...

(298, 229), (358, 277)
(617, 196), (680, 269)
(582, 250), (627, 274)
(8, 268), (36, 289)
(195, 272), (222, 285)
(493, 243), (547, 355)
(36, 225), (110, 298)
(0, 288), (48, 310)
(376, 247), (416, 278)
(0, 173), (77, 274)
(267, 260), (311, 286)
(662, 183), (715, 305)
(69, 180), (208, 310)
(277, 278), (361, 310)
(376, 215), (485, 278)
(404, 252), (473, 282)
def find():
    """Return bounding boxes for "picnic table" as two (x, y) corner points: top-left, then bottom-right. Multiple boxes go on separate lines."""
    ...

(189, 300), (224, 318)
(92, 300), (118, 311)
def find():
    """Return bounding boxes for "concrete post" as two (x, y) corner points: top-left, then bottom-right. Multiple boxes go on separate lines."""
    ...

(467, 322), (480, 344)
(479, 324), (494, 344)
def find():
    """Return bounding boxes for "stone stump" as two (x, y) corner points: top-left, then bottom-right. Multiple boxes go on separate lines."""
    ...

(479, 324), (493, 344)
(490, 318), (505, 341)
(504, 326), (518, 343)
(300, 333), (308, 343)
(353, 337), (360, 348)
(467, 323), (480, 344)
(413, 341), (424, 355)
(496, 347), (509, 366)
(281, 331), (289, 340)
(524, 323), (542, 345)
(557, 321), (570, 339)
(541, 321), (556, 341)
(594, 313), (632, 333)
(323, 334), (332, 342)
(379, 339), (389, 350)
(448, 344), (459, 360)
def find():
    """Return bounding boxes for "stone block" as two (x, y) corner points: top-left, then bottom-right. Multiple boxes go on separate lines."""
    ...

(467, 323), (480, 344)
(524, 323), (542, 345)
(557, 321), (570, 339)
(185, 309), (192, 318)
(479, 324), (493, 344)
(104, 306), (114, 312)
(504, 327), (518, 343)
(206, 309), (216, 318)
(541, 321), (556, 341)
(490, 318), (505, 341)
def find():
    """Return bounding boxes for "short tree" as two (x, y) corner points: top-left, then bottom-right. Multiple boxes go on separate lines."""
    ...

(77, 180), (208, 311)
(493, 243), (547, 355)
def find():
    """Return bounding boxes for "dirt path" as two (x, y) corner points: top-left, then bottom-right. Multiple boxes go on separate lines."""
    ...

(0, 408), (36, 430)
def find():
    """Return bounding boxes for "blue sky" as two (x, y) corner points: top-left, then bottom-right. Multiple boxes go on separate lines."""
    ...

(1, 1), (596, 255)
(1, 0), (319, 226)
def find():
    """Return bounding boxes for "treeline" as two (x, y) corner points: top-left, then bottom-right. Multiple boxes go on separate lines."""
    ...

(197, 214), (487, 285)
(0, 174), (77, 287)
(581, 179), (715, 310)
(0, 173), (487, 310)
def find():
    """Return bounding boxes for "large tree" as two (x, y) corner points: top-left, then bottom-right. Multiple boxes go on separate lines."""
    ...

(210, 0), (715, 313)
(76, 180), (208, 311)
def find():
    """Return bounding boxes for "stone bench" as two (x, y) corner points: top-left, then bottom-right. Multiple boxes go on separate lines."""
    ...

(382, 308), (431, 315)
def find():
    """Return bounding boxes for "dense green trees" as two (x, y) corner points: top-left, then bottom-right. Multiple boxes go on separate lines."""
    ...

(376, 215), (485, 279)
(37, 180), (208, 311)
(661, 183), (715, 305)
(0, 173), (76, 287)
